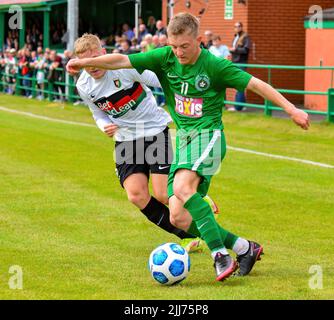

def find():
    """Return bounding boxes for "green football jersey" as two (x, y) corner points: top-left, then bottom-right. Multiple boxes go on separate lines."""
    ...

(129, 46), (252, 131)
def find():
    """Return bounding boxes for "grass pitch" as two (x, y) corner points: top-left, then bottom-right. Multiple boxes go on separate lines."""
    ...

(0, 94), (333, 299)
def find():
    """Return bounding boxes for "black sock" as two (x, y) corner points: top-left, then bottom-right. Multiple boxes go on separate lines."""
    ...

(141, 197), (196, 239)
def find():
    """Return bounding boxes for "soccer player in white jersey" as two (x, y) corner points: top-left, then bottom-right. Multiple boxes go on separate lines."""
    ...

(73, 33), (217, 252)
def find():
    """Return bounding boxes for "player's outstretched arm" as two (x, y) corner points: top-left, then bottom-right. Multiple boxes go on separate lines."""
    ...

(66, 54), (132, 75)
(247, 77), (310, 130)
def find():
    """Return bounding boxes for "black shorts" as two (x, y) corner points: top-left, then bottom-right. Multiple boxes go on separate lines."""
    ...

(115, 127), (173, 187)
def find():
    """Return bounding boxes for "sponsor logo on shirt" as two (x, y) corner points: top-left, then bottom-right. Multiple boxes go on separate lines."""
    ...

(174, 93), (203, 118)
(94, 82), (146, 118)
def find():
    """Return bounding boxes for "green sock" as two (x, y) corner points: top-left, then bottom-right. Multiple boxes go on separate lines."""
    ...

(187, 221), (201, 237)
(188, 221), (238, 249)
(184, 193), (224, 252)
(223, 231), (238, 249)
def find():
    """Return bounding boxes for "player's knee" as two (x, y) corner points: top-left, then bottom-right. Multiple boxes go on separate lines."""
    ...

(127, 190), (149, 208)
(169, 212), (182, 229)
(173, 183), (196, 203)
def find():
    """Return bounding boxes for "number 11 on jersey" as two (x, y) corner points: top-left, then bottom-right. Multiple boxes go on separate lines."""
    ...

(181, 81), (189, 95)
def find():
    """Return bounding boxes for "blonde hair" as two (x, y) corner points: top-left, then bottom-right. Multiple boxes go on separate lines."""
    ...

(167, 12), (199, 37)
(74, 33), (102, 56)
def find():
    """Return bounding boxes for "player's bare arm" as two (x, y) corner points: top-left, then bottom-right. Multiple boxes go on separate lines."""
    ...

(66, 54), (132, 75)
(247, 77), (310, 130)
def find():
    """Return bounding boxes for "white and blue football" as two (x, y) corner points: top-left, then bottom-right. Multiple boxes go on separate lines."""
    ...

(148, 242), (190, 285)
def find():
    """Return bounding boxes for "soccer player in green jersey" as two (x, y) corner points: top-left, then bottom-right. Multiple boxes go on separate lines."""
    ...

(67, 13), (309, 282)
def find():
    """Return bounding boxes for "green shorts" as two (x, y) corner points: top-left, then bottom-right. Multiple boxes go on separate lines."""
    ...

(167, 129), (226, 198)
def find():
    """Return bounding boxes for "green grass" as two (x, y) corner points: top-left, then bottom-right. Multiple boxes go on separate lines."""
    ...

(0, 94), (333, 299)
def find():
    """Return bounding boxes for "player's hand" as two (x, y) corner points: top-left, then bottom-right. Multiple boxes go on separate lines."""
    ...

(290, 108), (310, 130)
(66, 58), (82, 76)
(103, 124), (118, 137)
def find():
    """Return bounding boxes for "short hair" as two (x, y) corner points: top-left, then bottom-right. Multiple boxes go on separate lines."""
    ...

(74, 33), (102, 56)
(167, 12), (199, 37)
(212, 35), (221, 41)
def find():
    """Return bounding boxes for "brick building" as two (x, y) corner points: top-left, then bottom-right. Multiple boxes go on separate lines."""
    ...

(162, 0), (334, 107)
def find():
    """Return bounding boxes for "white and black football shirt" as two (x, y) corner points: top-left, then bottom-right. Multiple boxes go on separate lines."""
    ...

(76, 69), (171, 141)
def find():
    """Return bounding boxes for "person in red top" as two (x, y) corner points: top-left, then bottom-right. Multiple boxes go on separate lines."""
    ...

(19, 48), (32, 97)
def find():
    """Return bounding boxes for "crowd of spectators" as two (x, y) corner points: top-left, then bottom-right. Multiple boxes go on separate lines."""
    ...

(102, 17), (168, 56)
(0, 16), (170, 104)
(0, 15), (245, 107)
(0, 46), (73, 101)
(5, 18), (66, 52)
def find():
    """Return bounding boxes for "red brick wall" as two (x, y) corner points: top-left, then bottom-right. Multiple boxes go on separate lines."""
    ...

(163, 0), (248, 45)
(247, 0), (334, 105)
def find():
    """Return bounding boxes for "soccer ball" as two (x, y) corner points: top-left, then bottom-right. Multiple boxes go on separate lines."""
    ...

(148, 242), (190, 285)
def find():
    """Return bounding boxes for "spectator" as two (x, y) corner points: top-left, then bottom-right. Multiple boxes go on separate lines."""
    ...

(47, 50), (64, 102)
(36, 46), (43, 57)
(120, 39), (135, 55)
(147, 16), (157, 35)
(144, 34), (155, 51)
(4, 48), (17, 94)
(203, 30), (213, 49)
(130, 38), (141, 53)
(152, 35), (160, 48)
(209, 35), (230, 59)
(158, 34), (168, 48)
(137, 17), (144, 25)
(37, 34), (43, 48)
(229, 22), (251, 111)
(122, 23), (135, 41)
(155, 20), (167, 37)
(35, 50), (48, 100)
(0, 49), (4, 75)
(105, 34), (115, 47)
(113, 35), (123, 52)
(19, 48), (33, 98)
(140, 40), (148, 53)
(62, 50), (73, 66)
(138, 23), (148, 43)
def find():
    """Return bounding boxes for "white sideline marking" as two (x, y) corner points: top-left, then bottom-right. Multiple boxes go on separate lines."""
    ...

(1, 105), (333, 169)
(227, 146), (334, 169)
(0, 106), (95, 127)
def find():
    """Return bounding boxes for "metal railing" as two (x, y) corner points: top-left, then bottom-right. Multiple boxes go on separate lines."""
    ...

(1, 63), (333, 123)
(0, 67), (78, 102)
(225, 63), (334, 123)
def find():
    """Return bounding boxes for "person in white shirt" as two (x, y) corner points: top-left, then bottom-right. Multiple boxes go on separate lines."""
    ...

(72, 33), (216, 252)
(209, 35), (230, 59)
(4, 48), (17, 94)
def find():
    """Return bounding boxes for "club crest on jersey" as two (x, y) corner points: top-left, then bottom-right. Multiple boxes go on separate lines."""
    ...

(113, 79), (121, 88)
(195, 74), (210, 91)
